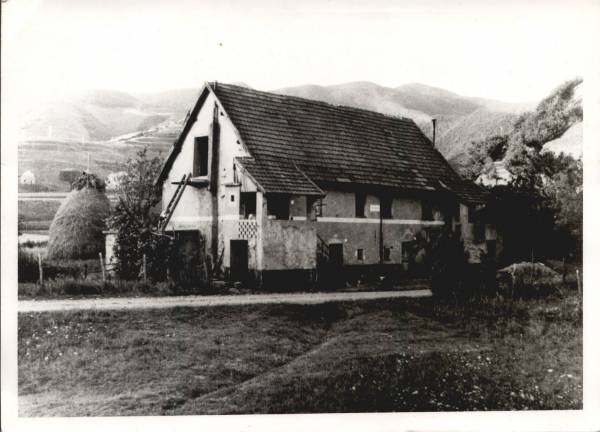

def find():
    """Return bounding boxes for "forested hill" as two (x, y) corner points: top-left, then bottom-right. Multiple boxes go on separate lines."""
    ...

(455, 77), (583, 181)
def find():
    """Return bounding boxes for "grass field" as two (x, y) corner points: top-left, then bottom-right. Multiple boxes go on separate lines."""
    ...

(18, 293), (582, 416)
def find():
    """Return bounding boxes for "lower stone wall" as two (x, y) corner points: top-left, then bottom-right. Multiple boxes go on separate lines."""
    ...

(262, 220), (317, 270)
(316, 220), (443, 265)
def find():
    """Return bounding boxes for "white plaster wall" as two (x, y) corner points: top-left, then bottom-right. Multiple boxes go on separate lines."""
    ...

(162, 88), (252, 265)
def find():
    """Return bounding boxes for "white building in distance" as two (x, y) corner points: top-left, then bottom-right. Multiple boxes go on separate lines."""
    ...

(20, 170), (36, 185)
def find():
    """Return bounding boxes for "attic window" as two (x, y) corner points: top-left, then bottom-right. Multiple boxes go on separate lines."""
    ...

(193, 136), (209, 177)
(355, 193), (366, 218)
(380, 196), (393, 219)
(267, 194), (290, 220)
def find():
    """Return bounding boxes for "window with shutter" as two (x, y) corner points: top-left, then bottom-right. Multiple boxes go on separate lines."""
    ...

(193, 136), (209, 177)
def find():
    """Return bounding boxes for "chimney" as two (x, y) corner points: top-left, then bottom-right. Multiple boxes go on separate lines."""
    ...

(431, 118), (437, 147)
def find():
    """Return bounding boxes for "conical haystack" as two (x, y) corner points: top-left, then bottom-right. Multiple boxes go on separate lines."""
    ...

(47, 175), (111, 260)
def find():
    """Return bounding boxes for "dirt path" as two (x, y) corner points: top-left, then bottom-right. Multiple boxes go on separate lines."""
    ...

(18, 289), (431, 313)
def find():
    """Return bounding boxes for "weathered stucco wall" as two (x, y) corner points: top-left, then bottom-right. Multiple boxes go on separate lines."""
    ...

(315, 189), (443, 265)
(392, 198), (421, 220)
(321, 190), (354, 218)
(316, 221), (431, 265)
(262, 220), (317, 270)
(321, 190), (424, 220)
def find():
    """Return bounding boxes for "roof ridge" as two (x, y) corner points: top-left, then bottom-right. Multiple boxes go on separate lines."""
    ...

(213, 82), (417, 124)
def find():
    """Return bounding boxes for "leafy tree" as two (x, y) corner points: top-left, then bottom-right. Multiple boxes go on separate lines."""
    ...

(107, 148), (172, 280)
(462, 77), (582, 184)
(461, 135), (509, 180)
(515, 77), (583, 150)
(457, 77), (583, 262)
(545, 156), (583, 237)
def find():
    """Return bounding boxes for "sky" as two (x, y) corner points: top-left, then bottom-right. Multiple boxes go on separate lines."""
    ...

(1, 0), (595, 106)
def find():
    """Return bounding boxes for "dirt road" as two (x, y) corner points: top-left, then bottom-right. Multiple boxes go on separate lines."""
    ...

(18, 289), (431, 313)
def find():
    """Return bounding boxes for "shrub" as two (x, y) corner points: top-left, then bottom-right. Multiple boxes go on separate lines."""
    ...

(108, 147), (188, 283)
(18, 248), (40, 283)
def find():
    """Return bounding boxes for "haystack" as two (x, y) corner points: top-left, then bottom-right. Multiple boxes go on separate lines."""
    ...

(497, 262), (562, 297)
(46, 173), (110, 260)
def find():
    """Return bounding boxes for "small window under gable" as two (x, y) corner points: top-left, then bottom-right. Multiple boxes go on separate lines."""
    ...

(240, 192), (257, 219)
(193, 136), (209, 177)
(355, 193), (366, 218)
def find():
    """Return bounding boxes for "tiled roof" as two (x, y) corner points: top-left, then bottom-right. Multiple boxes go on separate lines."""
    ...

(235, 157), (324, 196)
(213, 83), (486, 204)
(157, 82), (486, 204)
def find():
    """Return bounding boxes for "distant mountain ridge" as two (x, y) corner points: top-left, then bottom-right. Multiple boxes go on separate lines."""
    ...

(17, 81), (537, 190)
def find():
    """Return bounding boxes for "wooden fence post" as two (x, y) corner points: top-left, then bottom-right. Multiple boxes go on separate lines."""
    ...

(99, 252), (106, 283)
(37, 253), (43, 286)
(576, 268), (581, 295)
(143, 254), (147, 283)
(511, 263), (516, 300)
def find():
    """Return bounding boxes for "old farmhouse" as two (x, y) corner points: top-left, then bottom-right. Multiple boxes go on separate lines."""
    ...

(155, 82), (495, 287)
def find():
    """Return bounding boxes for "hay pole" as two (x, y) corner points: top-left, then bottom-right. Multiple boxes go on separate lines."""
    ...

(143, 254), (147, 283)
(37, 253), (43, 286)
(99, 252), (106, 283)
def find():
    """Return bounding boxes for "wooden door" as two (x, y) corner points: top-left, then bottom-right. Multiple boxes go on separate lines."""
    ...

(230, 240), (249, 281)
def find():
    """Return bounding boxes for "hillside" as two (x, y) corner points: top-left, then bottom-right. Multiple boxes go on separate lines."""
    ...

(542, 121), (582, 158)
(18, 89), (197, 143)
(17, 81), (535, 191)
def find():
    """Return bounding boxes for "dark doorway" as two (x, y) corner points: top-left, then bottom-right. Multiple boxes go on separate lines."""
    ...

(328, 243), (344, 267)
(324, 243), (344, 290)
(230, 240), (249, 281)
(486, 240), (497, 261)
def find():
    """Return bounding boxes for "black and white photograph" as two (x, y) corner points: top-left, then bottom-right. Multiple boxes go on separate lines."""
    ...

(1, 0), (599, 430)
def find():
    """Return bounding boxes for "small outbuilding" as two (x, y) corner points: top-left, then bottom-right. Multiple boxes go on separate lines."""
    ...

(20, 170), (36, 185)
